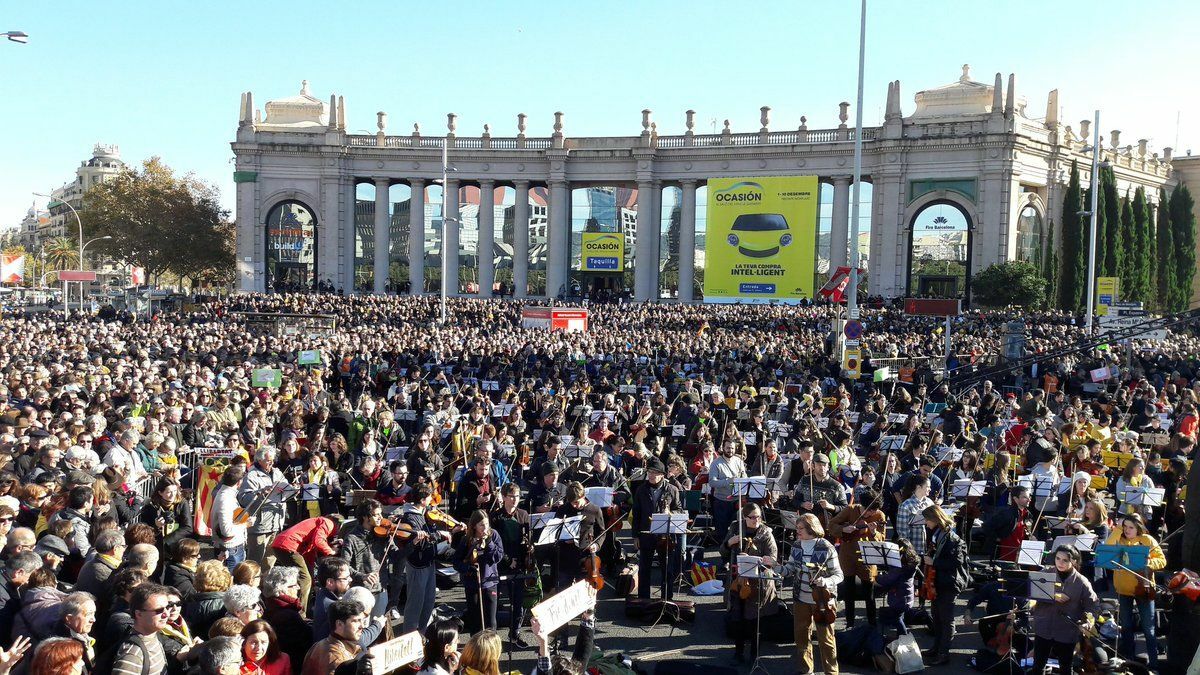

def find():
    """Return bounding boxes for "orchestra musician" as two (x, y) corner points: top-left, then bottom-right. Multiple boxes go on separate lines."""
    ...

(239, 446), (288, 568)
(1057, 471), (1095, 519)
(631, 458), (683, 602)
(895, 475), (934, 559)
(828, 488), (885, 628)
(554, 481), (606, 592)
(528, 464), (565, 514)
(720, 502), (777, 664)
(922, 504), (968, 666)
(406, 432), (445, 489)
(769, 512), (843, 675)
(749, 439), (790, 503)
(708, 440), (748, 538)
(982, 485), (1032, 562)
(790, 453), (846, 532)
(576, 448), (630, 570)
(1106, 513), (1166, 670)
(489, 483), (532, 648)
(1030, 545), (1098, 675)
(452, 510), (505, 635)
(399, 485), (455, 633)
(455, 459), (497, 522)
(338, 498), (388, 610)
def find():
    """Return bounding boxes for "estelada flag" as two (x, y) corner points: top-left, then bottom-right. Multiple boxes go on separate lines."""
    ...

(193, 457), (227, 537)
(690, 561), (718, 586)
(1, 254), (25, 285)
(817, 266), (865, 303)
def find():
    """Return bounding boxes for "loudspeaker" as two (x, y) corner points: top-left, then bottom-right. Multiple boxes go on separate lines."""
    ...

(650, 662), (738, 675)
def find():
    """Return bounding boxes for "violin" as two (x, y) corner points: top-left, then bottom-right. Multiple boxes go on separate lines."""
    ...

(810, 565), (838, 624)
(583, 552), (604, 590)
(232, 483), (279, 526)
(372, 517), (418, 542)
(920, 565), (938, 602)
(425, 507), (463, 531)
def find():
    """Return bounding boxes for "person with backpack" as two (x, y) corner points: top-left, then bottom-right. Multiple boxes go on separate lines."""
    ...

(922, 504), (969, 666)
(109, 583), (173, 675)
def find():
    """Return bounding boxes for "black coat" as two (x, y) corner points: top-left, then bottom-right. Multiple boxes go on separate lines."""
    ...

(631, 480), (682, 536)
(182, 591), (225, 639)
(163, 563), (196, 602)
(928, 528), (968, 594)
(263, 595), (311, 675)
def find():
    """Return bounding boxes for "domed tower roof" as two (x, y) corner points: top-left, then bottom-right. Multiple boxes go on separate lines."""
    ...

(258, 80), (329, 130)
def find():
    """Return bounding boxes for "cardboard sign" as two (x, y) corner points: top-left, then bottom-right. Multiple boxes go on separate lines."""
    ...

(368, 630), (423, 672)
(251, 368), (283, 388)
(530, 580), (594, 635)
(297, 350), (322, 366)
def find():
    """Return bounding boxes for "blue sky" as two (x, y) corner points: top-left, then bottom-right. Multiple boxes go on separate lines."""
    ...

(3, 0), (1196, 225)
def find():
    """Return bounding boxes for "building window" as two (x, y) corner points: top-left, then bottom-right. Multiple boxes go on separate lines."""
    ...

(264, 201), (318, 290)
(1015, 205), (1043, 266)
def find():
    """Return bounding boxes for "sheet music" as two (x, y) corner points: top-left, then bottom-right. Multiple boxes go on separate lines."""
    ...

(859, 541), (902, 567)
(530, 512), (556, 530)
(951, 480), (986, 498)
(583, 486), (614, 508)
(1017, 540), (1046, 567)
(1029, 571), (1058, 601)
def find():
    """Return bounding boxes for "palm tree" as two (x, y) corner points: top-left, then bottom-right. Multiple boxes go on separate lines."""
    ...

(43, 237), (78, 270)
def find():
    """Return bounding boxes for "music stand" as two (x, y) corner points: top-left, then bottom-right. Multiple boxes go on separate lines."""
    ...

(1028, 571), (1058, 601)
(1051, 533), (1097, 552)
(1124, 488), (1165, 508)
(951, 480), (987, 499)
(1094, 544), (1150, 571)
(1017, 541), (1046, 568)
(859, 541), (902, 568)
(648, 514), (690, 626)
(732, 477), (768, 500)
(879, 435), (906, 452)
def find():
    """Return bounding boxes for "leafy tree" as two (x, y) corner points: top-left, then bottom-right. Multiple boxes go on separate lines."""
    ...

(1156, 188), (1176, 312)
(1101, 167), (1121, 279)
(1119, 192), (1136, 299)
(79, 157), (233, 285)
(1132, 187), (1152, 305)
(1058, 162), (1085, 312)
(972, 261), (1046, 308)
(1, 244), (25, 257)
(43, 237), (79, 271)
(1169, 184), (1196, 312)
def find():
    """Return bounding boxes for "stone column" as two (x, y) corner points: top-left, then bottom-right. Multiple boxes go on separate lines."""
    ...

(546, 181), (569, 298)
(477, 180), (495, 297)
(373, 178), (390, 294)
(679, 180), (697, 302)
(830, 176), (851, 270)
(512, 181), (531, 298)
(235, 179), (260, 292)
(650, 182), (662, 299)
(634, 181), (655, 301)
(408, 179), (426, 294)
(444, 179), (461, 296)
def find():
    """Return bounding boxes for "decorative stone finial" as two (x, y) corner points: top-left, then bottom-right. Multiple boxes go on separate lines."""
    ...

(838, 102), (849, 125)
(517, 113), (527, 135)
(447, 113), (457, 135)
(723, 119), (731, 132)
(685, 110), (695, 133)
(553, 112), (564, 134)
(1079, 119), (1091, 140)
(760, 106), (771, 132)
(992, 74), (1004, 112)
(799, 115), (808, 130)
(1164, 147), (1173, 162)
(960, 64), (970, 83)
(338, 96), (346, 131)
(301, 80), (310, 96)
(1138, 139), (1148, 157)
(377, 112), (387, 133)
(641, 109), (652, 133)
(483, 123), (491, 135)
(412, 122), (421, 137)
(1110, 130), (1121, 149)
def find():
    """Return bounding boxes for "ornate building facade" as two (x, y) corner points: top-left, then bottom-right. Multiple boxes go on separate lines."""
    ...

(231, 67), (1177, 302)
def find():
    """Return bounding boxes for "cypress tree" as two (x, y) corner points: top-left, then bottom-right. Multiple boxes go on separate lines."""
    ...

(1043, 225), (1058, 309)
(1085, 183), (1105, 296)
(1133, 186), (1152, 306)
(1102, 167), (1122, 280)
(1120, 192), (1136, 298)
(1156, 188), (1175, 312)
(1169, 184), (1196, 312)
(1058, 162), (1084, 311)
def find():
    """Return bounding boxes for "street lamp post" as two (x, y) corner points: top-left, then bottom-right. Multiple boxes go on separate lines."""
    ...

(438, 140), (459, 324)
(845, 0), (867, 320)
(1082, 110), (1101, 334)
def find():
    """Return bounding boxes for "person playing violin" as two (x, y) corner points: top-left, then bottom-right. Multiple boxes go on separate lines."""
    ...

(375, 460), (412, 510)
(1030, 545), (1097, 675)
(769, 512), (842, 675)
(400, 485), (454, 633)
(922, 504), (968, 666)
(577, 448), (629, 571)
(453, 510), (505, 635)
(489, 482), (532, 648)
(790, 453), (846, 533)
(719, 502), (777, 665)
(554, 481), (605, 592)
(337, 499), (387, 609)
(631, 458), (682, 603)
(828, 487), (885, 628)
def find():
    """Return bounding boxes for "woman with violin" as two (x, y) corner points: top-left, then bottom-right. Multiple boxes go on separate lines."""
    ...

(453, 509), (505, 634)
(1105, 513), (1166, 670)
(720, 502), (777, 665)
(489, 482), (534, 648)
(828, 487), (885, 628)
(400, 484), (460, 633)
(1030, 545), (1098, 675)
(922, 504), (968, 666)
(769, 512), (843, 675)
(554, 481), (606, 593)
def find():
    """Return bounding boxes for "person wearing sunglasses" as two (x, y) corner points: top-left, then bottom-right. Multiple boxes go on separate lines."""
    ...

(107, 583), (171, 675)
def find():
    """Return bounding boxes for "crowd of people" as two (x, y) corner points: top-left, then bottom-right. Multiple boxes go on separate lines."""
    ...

(0, 292), (1193, 675)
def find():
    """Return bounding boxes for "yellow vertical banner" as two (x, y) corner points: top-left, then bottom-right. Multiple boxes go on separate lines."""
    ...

(1096, 277), (1119, 316)
(704, 176), (819, 302)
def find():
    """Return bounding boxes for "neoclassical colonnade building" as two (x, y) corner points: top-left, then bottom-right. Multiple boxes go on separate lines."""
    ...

(231, 66), (1177, 302)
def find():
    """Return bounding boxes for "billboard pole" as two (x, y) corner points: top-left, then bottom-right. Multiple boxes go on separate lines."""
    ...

(845, 0), (866, 318)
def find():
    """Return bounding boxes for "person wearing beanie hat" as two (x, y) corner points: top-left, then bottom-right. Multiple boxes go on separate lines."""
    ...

(631, 453), (682, 602)
(1058, 470), (1096, 519)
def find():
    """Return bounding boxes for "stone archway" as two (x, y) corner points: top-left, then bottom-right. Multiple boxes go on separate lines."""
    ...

(906, 198), (974, 304)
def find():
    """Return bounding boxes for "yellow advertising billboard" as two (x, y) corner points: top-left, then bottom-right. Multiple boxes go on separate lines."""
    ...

(580, 232), (625, 272)
(703, 176), (819, 302)
(1096, 276), (1119, 316)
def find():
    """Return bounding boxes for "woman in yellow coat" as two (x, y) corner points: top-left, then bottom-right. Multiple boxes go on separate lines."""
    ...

(1104, 513), (1165, 670)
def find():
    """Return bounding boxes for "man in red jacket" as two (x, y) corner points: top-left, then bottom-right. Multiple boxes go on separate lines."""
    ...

(270, 515), (342, 615)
